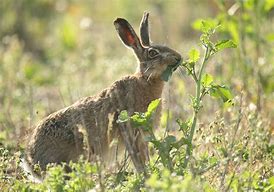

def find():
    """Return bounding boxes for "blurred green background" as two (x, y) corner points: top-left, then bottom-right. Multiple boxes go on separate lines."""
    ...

(0, 0), (273, 148)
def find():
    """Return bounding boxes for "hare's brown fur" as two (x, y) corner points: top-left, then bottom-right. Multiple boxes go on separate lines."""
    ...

(25, 12), (181, 172)
(27, 74), (163, 170)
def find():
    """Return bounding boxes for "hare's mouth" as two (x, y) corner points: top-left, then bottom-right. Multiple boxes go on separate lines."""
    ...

(161, 60), (182, 82)
(171, 60), (181, 70)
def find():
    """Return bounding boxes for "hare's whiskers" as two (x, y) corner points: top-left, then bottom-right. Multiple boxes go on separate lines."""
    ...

(144, 66), (154, 74)
(147, 73), (153, 82)
(175, 69), (184, 79)
(178, 66), (185, 78)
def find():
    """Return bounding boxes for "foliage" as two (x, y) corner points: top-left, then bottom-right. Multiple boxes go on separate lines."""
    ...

(3, 157), (97, 191)
(0, 0), (273, 191)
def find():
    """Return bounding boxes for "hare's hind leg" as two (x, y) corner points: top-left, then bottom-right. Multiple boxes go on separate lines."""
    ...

(118, 123), (147, 172)
(29, 127), (84, 170)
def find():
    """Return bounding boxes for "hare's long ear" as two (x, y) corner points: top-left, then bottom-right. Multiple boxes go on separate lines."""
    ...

(114, 18), (143, 53)
(140, 12), (150, 46)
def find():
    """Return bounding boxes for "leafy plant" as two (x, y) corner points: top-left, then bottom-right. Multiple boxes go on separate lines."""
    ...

(205, 0), (274, 109)
(118, 99), (176, 171)
(179, 19), (236, 171)
(11, 158), (97, 192)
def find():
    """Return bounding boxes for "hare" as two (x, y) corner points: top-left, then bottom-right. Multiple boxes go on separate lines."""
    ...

(25, 12), (181, 174)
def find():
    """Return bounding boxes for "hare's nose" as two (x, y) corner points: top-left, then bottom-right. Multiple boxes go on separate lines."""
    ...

(175, 56), (181, 62)
(174, 54), (182, 63)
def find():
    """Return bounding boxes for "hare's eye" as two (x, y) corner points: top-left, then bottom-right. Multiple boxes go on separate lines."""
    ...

(148, 49), (159, 58)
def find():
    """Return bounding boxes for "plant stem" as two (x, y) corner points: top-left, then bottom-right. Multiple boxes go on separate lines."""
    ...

(183, 46), (209, 169)
(220, 94), (243, 189)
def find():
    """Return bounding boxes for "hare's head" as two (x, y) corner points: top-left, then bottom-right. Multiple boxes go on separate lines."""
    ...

(114, 12), (182, 81)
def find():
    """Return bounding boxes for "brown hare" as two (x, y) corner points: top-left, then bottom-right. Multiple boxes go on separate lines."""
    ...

(24, 12), (181, 175)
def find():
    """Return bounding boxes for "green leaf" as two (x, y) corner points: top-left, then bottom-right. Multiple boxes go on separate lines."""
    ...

(200, 33), (211, 46)
(149, 139), (161, 148)
(188, 48), (200, 63)
(146, 99), (161, 118)
(201, 20), (219, 33)
(117, 110), (129, 123)
(192, 19), (204, 31)
(131, 113), (147, 125)
(173, 138), (189, 149)
(176, 119), (190, 132)
(161, 60), (181, 82)
(164, 135), (176, 145)
(210, 85), (233, 103)
(202, 73), (214, 87)
(161, 65), (173, 82)
(215, 40), (237, 51)
(144, 135), (155, 142)
(192, 18), (219, 33)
